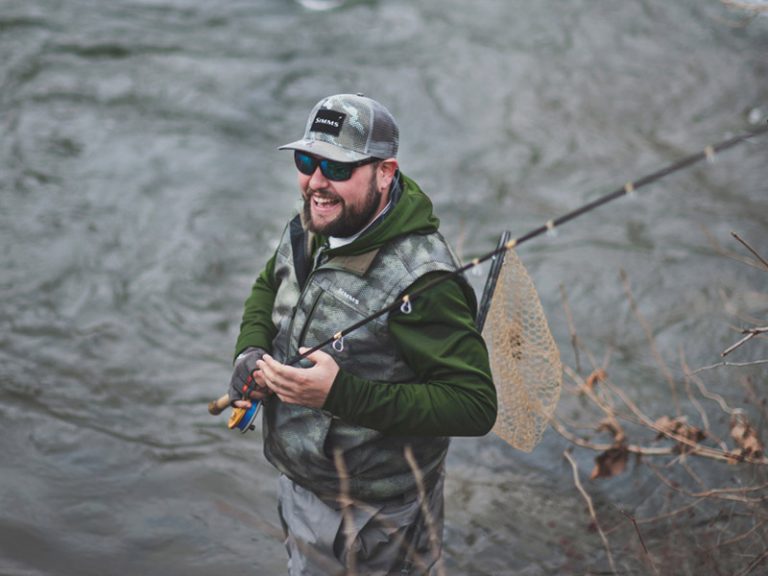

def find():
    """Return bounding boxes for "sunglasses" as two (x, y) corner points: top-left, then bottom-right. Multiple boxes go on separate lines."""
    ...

(293, 151), (379, 181)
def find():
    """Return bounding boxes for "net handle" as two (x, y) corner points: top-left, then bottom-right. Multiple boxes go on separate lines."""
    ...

(476, 230), (512, 332)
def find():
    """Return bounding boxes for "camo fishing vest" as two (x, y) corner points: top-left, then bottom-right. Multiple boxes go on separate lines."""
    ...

(263, 222), (462, 502)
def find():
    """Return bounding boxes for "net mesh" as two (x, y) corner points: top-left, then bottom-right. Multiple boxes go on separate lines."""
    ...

(482, 249), (562, 452)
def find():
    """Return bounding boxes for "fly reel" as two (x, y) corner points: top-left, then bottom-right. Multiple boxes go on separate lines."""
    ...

(227, 401), (261, 434)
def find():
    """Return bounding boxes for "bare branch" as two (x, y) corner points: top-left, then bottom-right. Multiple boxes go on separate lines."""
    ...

(599, 378), (768, 464)
(722, 327), (768, 357)
(620, 269), (680, 415)
(731, 232), (768, 271)
(560, 283), (582, 373)
(617, 508), (661, 576)
(719, 519), (768, 549)
(702, 225), (765, 272)
(404, 445), (446, 576)
(633, 498), (706, 525)
(679, 347), (729, 451)
(563, 450), (618, 574)
(333, 448), (357, 576)
(647, 463), (768, 503)
(734, 549), (768, 576)
(692, 359), (768, 374)
(551, 417), (674, 456)
(679, 346), (713, 436)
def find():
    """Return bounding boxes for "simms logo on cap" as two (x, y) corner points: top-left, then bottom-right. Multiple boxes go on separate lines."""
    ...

(311, 109), (345, 136)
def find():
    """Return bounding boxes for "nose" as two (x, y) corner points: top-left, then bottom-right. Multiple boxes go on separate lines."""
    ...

(308, 165), (329, 189)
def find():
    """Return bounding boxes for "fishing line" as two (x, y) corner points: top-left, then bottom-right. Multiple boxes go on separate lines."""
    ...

(209, 124), (767, 416)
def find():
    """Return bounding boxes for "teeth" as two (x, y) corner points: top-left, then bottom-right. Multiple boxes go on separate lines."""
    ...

(313, 197), (337, 206)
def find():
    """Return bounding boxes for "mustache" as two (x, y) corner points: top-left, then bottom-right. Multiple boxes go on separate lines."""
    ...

(304, 187), (342, 202)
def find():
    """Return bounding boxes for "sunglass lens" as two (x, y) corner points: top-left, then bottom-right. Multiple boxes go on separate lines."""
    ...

(293, 151), (356, 181)
(294, 152), (316, 175)
(322, 161), (353, 181)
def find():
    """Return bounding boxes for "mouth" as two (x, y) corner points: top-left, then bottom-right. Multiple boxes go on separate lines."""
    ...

(309, 193), (342, 214)
(312, 195), (339, 207)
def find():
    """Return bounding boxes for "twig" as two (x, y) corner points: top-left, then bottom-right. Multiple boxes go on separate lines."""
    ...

(722, 327), (768, 357)
(552, 417), (674, 456)
(685, 364), (748, 417)
(692, 359), (768, 374)
(702, 226), (766, 272)
(617, 508), (661, 575)
(681, 458), (707, 490)
(563, 449), (618, 574)
(734, 549), (768, 576)
(694, 481), (768, 497)
(404, 445), (446, 576)
(718, 519), (768, 549)
(679, 348), (729, 451)
(563, 362), (768, 464)
(719, 288), (766, 326)
(716, 501), (738, 547)
(679, 346), (713, 436)
(599, 378), (765, 463)
(333, 449), (358, 576)
(739, 375), (768, 424)
(560, 283), (582, 373)
(633, 498), (706, 525)
(620, 270), (680, 415)
(731, 231), (768, 271)
(647, 463), (768, 503)
(563, 365), (624, 424)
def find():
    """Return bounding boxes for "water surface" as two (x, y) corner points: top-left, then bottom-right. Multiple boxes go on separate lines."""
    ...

(1, 1), (767, 574)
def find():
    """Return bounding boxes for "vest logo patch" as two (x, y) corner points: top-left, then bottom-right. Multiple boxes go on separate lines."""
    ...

(336, 288), (360, 306)
(311, 109), (346, 136)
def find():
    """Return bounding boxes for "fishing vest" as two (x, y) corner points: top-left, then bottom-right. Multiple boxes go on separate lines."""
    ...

(263, 220), (462, 502)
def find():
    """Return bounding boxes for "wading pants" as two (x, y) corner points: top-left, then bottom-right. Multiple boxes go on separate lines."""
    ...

(276, 470), (445, 576)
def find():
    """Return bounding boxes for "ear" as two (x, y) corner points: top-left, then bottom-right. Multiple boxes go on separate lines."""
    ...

(377, 158), (399, 191)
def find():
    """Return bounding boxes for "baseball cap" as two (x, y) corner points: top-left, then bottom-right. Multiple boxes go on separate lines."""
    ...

(279, 93), (399, 162)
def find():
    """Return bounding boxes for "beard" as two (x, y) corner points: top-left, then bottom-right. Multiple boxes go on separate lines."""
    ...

(303, 171), (382, 238)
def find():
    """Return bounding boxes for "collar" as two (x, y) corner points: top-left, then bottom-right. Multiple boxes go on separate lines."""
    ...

(327, 171), (403, 249)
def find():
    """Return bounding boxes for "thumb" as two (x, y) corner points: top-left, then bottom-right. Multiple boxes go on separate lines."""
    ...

(298, 346), (329, 366)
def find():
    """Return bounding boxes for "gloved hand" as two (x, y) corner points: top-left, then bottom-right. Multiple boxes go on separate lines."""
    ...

(228, 347), (268, 403)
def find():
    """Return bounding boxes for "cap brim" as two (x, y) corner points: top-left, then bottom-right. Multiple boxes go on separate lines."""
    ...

(278, 139), (370, 163)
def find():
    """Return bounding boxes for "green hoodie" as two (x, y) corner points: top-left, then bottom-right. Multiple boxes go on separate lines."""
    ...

(235, 173), (496, 437)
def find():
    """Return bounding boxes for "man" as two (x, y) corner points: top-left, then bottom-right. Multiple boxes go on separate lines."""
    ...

(228, 93), (496, 575)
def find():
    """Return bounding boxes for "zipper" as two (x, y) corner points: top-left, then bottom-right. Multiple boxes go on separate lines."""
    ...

(296, 289), (324, 353)
(284, 264), (326, 361)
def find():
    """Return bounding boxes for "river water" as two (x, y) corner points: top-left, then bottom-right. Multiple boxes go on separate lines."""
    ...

(1, 1), (767, 574)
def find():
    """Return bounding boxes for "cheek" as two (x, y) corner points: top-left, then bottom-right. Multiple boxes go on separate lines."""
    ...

(298, 173), (311, 194)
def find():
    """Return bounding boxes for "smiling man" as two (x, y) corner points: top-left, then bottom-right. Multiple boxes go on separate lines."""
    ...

(227, 93), (496, 575)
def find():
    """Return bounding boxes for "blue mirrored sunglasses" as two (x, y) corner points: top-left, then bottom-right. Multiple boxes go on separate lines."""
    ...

(293, 151), (378, 181)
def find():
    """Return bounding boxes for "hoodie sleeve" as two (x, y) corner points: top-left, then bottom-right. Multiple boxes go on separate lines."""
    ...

(322, 272), (497, 436)
(234, 253), (278, 361)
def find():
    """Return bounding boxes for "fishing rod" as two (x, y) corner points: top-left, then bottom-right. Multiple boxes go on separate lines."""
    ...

(209, 123), (768, 418)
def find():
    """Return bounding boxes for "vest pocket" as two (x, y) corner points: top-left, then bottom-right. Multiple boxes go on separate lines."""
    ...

(301, 288), (389, 368)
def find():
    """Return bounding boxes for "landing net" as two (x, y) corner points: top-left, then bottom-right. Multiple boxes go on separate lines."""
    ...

(482, 250), (562, 452)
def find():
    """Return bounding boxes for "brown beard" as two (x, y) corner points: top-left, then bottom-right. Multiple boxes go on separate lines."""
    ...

(303, 169), (381, 238)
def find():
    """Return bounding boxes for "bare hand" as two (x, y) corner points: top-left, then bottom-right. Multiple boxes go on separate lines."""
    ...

(257, 347), (339, 409)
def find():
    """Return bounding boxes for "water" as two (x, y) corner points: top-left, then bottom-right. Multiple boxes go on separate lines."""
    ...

(1, 1), (767, 574)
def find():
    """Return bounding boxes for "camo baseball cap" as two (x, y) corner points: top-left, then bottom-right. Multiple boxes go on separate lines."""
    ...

(279, 93), (399, 162)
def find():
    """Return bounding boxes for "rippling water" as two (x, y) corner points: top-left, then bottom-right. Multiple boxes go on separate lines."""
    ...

(2, 1), (767, 574)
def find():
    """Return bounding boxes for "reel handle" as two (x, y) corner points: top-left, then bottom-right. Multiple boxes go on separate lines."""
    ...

(208, 394), (231, 415)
